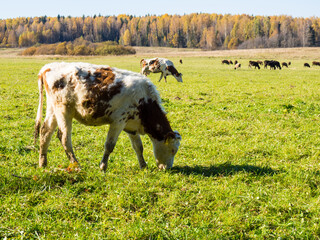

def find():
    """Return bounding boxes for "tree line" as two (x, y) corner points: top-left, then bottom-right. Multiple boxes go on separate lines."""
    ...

(1, 13), (319, 50)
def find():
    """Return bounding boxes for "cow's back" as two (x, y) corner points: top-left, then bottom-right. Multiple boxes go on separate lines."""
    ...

(40, 62), (162, 126)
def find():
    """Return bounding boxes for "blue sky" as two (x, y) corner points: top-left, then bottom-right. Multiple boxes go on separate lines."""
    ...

(1, 0), (319, 19)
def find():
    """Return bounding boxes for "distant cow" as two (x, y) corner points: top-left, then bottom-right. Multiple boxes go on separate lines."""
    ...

(249, 61), (260, 69)
(234, 60), (238, 65)
(179, 59), (183, 64)
(234, 63), (241, 70)
(304, 63), (311, 68)
(265, 60), (281, 70)
(257, 61), (263, 66)
(222, 60), (230, 65)
(312, 61), (320, 66)
(282, 62), (289, 68)
(140, 58), (183, 83)
(34, 62), (181, 171)
(288, 62), (291, 66)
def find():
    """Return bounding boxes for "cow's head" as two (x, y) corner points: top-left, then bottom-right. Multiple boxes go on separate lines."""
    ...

(175, 73), (183, 83)
(152, 131), (181, 170)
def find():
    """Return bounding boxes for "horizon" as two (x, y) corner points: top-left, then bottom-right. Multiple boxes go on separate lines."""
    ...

(1, 0), (319, 19)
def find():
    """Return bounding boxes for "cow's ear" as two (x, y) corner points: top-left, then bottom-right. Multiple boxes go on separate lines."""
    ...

(164, 131), (176, 144)
(164, 131), (181, 144)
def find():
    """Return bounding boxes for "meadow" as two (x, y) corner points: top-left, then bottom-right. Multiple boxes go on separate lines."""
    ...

(1, 47), (320, 239)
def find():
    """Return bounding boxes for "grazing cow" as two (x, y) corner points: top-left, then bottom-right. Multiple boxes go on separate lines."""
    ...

(264, 60), (271, 69)
(140, 58), (183, 83)
(282, 62), (289, 68)
(234, 63), (241, 70)
(248, 61), (260, 69)
(34, 62), (182, 171)
(312, 61), (320, 66)
(222, 60), (230, 65)
(265, 60), (281, 70)
(179, 59), (183, 64)
(304, 63), (311, 68)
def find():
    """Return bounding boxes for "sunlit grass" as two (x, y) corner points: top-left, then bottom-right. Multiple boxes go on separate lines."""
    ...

(1, 52), (320, 238)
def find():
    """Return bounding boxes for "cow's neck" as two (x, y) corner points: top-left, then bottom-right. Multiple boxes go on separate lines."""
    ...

(137, 98), (172, 141)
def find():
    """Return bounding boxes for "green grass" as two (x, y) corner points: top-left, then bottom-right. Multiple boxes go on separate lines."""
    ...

(1, 54), (320, 239)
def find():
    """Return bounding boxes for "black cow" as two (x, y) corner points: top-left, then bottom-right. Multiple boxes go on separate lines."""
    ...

(249, 61), (260, 69)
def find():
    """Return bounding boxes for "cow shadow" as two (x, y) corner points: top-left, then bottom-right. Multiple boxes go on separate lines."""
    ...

(171, 162), (279, 177)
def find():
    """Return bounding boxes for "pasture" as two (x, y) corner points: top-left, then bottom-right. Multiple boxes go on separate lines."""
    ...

(1, 48), (320, 239)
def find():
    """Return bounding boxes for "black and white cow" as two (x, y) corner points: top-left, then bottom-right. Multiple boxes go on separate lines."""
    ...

(140, 58), (183, 83)
(34, 62), (181, 171)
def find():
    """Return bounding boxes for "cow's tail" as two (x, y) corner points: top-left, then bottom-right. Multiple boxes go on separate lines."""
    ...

(34, 72), (45, 144)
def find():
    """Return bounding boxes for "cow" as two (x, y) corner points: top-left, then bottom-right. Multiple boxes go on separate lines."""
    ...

(234, 60), (238, 65)
(179, 59), (183, 64)
(248, 61), (260, 69)
(140, 58), (183, 83)
(312, 61), (320, 66)
(234, 63), (241, 70)
(265, 60), (281, 70)
(257, 61), (263, 66)
(264, 60), (271, 69)
(282, 62), (289, 68)
(304, 63), (311, 68)
(222, 60), (232, 65)
(34, 62), (182, 171)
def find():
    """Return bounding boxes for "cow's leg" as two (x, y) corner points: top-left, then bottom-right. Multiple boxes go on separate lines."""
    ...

(158, 72), (164, 82)
(164, 75), (167, 83)
(39, 104), (57, 167)
(100, 123), (125, 171)
(127, 133), (147, 169)
(54, 109), (78, 165)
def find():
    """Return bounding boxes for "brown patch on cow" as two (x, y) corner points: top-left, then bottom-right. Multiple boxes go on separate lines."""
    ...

(166, 65), (180, 77)
(138, 98), (173, 141)
(53, 77), (66, 92)
(80, 68), (122, 119)
(94, 68), (115, 85)
(149, 59), (160, 71)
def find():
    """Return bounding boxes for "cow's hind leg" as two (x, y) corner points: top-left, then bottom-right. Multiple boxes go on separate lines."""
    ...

(100, 123), (125, 171)
(127, 133), (147, 169)
(39, 105), (57, 167)
(54, 110), (78, 166)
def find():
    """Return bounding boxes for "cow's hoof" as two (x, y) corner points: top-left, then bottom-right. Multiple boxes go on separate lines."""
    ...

(139, 162), (147, 169)
(100, 162), (107, 172)
(39, 155), (47, 168)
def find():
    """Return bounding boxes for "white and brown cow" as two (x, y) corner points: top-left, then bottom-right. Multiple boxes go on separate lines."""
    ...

(34, 62), (181, 171)
(140, 58), (183, 83)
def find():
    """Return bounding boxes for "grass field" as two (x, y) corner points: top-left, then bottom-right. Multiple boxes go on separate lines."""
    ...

(1, 48), (320, 239)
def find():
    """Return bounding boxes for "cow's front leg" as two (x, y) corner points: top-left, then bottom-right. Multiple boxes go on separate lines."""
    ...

(55, 110), (78, 165)
(127, 133), (147, 169)
(158, 72), (164, 82)
(100, 124), (125, 171)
